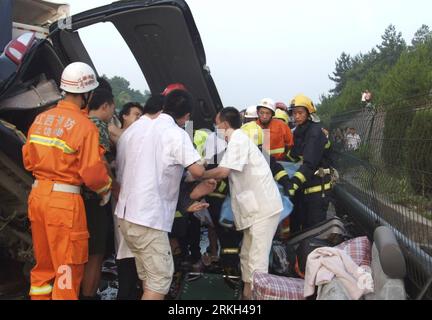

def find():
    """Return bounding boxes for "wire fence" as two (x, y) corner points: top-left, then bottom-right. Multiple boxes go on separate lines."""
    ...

(328, 93), (432, 299)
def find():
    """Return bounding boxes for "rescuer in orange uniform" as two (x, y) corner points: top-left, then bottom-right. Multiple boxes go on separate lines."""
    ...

(256, 98), (294, 161)
(22, 62), (112, 300)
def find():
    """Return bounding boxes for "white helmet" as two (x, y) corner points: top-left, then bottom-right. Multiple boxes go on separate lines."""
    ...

(60, 62), (99, 94)
(244, 105), (258, 119)
(257, 98), (276, 114)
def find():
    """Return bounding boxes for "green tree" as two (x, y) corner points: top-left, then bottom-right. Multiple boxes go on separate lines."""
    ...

(411, 24), (432, 48)
(379, 40), (432, 103)
(317, 24), (432, 199)
(376, 24), (406, 69)
(329, 52), (352, 95)
(380, 39), (432, 167)
(108, 76), (129, 92)
(318, 25), (410, 118)
(405, 109), (432, 195)
(102, 75), (150, 111)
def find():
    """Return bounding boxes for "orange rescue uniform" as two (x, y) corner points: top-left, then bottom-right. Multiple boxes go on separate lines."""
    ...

(257, 118), (294, 161)
(22, 100), (112, 300)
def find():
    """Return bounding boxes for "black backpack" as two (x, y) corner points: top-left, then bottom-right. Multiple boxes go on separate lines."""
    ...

(270, 237), (346, 279)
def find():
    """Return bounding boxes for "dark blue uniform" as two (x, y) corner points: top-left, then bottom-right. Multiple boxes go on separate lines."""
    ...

(286, 121), (332, 233)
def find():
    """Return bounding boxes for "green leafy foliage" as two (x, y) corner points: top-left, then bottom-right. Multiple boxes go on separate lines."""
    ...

(318, 24), (424, 122)
(102, 75), (150, 112)
(321, 24), (432, 200)
(405, 109), (432, 194)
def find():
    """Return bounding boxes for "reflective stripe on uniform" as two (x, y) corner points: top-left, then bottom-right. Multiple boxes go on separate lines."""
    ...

(314, 168), (331, 176)
(294, 172), (306, 184)
(274, 170), (288, 181)
(29, 284), (53, 296)
(29, 134), (76, 154)
(217, 180), (227, 193)
(281, 226), (290, 233)
(221, 248), (240, 254)
(286, 149), (297, 162)
(270, 147), (285, 155)
(208, 192), (226, 199)
(304, 183), (332, 195)
(96, 176), (112, 195)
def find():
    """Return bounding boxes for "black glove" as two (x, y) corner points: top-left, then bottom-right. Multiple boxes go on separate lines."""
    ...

(278, 170), (305, 200)
(281, 179), (297, 200)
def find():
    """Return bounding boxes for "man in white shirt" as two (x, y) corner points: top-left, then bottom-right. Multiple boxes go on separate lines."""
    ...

(115, 90), (205, 300)
(112, 95), (162, 300)
(201, 107), (283, 300)
(346, 127), (361, 151)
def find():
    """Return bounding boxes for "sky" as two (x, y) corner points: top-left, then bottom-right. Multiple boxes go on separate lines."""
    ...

(56, 0), (432, 108)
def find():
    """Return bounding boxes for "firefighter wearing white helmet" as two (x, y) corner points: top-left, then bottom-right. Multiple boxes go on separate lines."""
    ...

(242, 105), (263, 147)
(241, 107), (262, 148)
(256, 98), (294, 161)
(60, 61), (99, 108)
(244, 105), (258, 121)
(285, 94), (332, 233)
(22, 61), (111, 299)
(241, 106), (296, 226)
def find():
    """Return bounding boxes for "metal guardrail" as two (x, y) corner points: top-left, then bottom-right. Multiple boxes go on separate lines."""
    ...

(328, 94), (432, 299)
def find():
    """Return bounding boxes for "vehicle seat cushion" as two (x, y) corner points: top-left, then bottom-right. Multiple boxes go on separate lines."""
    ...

(373, 226), (406, 279)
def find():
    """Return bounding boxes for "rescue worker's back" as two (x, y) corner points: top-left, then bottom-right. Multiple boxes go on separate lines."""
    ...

(23, 100), (111, 191)
(22, 62), (111, 300)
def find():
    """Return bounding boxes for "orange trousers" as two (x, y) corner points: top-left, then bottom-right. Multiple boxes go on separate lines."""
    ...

(28, 180), (89, 300)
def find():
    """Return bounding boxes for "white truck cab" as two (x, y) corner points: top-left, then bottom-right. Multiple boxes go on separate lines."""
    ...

(12, 0), (69, 40)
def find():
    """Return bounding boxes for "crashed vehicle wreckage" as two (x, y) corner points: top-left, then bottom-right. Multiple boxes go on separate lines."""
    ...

(0, 0), (430, 300)
(0, 0), (222, 281)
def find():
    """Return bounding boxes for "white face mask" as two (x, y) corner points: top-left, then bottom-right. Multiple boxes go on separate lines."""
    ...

(214, 124), (225, 139)
(182, 120), (192, 130)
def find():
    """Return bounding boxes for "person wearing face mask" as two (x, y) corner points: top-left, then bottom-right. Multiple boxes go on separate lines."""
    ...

(115, 88), (206, 300)
(202, 107), (283, 300)
(285, 94), (332, 233)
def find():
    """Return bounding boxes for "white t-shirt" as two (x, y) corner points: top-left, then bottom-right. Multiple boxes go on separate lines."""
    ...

(219, 129), (283, 230)
(346, 133), (361, 150)
(115, 113), (200, 232)
(112, 120), (141, 260)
